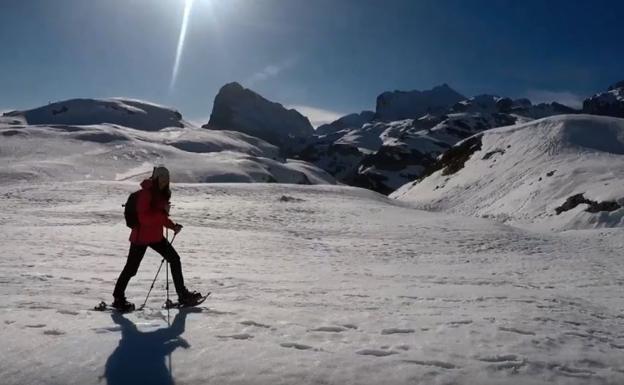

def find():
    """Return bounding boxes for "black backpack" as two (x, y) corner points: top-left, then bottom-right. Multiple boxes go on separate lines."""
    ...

(123, 191), (140, 228)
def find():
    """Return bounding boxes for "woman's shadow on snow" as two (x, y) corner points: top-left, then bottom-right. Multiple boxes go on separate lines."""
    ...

(104, 308), (201, 385)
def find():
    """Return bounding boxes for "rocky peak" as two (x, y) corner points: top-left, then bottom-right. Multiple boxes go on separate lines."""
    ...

(608, 80), (624, 91)
(204, 82), (314, 154)
(375, 84), (466, 121)
(583, 80), (624, 118)
(315, 111), (375, 136)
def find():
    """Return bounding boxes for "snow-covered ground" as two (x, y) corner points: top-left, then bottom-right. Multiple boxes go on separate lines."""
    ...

(1, 181), (623, 385)
(392, 115), (624, 231)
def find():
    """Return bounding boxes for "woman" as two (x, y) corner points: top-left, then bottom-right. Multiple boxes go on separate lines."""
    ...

(112, 166), (201, 311)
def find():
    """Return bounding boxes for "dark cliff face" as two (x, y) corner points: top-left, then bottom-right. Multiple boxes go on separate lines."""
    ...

(315, 111), (376, 136)
(203, 82), (314, 154)
(583, 81), (624, 118)
(374, 84), (466, 121)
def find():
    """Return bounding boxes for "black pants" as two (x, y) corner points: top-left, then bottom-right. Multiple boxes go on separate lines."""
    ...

(113, 238), (187, 299)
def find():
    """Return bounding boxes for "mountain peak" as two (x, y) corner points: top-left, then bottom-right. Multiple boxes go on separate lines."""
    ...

(221, 81), (245, 92)
(375, 84), (466, 121)
(608, 80), (624, 91)
(204, 82), (314, 153)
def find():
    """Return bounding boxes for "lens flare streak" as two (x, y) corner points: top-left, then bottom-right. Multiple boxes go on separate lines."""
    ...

(170, 0), (195, 91)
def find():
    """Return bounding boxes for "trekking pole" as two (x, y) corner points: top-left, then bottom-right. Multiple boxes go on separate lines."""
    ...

(164, 232), (177, 309)
(166, 257), (170, 307)
(138, 258), (166, 311)
(138, 232), (178, 310)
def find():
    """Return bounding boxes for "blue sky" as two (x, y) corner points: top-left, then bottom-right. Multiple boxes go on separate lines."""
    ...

(0, 0), (622, 125)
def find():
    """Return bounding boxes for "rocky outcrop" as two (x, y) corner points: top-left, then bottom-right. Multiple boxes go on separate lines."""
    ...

(583, 81), (624, 118)
(375, 84), (465, 121)
(555, 193), (621, 215)
(203, 82), (314, 155)
(300, 112), (503, 195)
(451, 95), (509, 114)
(514, 102), (579, 119)
(316, 111), (375, 136)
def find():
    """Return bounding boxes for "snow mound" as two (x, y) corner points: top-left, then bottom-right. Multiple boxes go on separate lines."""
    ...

(3, 98), (189, 131)
(391, 115), (624, 230)
(0, 121), (334, 186)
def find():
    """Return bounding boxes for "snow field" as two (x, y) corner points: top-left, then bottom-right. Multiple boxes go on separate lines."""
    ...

(1, 182), (623, 384)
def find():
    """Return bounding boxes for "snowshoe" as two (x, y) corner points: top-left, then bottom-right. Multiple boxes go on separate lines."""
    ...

(93, 300), (135, 313)
(179, 290), (203, 306)
(111, 297), (135, 312)
(164, 291), (210, 309)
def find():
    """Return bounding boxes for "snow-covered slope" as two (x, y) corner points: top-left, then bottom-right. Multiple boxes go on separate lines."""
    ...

(451, 94), (512, 114)
(392, 115), (624, 230)
(3, 98), (190, 131)
(315, 111), (375, 136)
(302, 112), (518, 194)
(204, 82), (315, 154)
(1, 181), (623, 385)
(515, 102), (579, 119)
(300, 84), (583, 195)
(375, 84), (465, 121)
(450, 95), (579, 119)
(583, 80), (624, 118)
(0, 99), (336, 186)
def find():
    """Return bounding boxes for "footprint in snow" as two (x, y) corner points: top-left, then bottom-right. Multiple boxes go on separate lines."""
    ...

(499, 326), (535, 336)
(577, 359), (607, 369)
(477, 354), (520, 363)
(447, 320), (473, 326)
(477, 354), (528, 371)
(93, 326), (122, 334)
(553, 365), (595, 378)
(356, 349), (398, 357)
(57, 309), (80, 316)
(25, 324), (47, 328)
(240, 320), (271, 328)
(309, 326), (347, 333)
(381, 328), (415, 335)
(280, 342), (314, 350)
(217, 333), (253, 340)
(402, 359), (458, 369)
(204, 309), (236, 316)
(43, 329), (66, 336)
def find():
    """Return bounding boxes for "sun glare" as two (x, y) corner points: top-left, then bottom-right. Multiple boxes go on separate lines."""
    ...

(170, 0), (195, 92)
